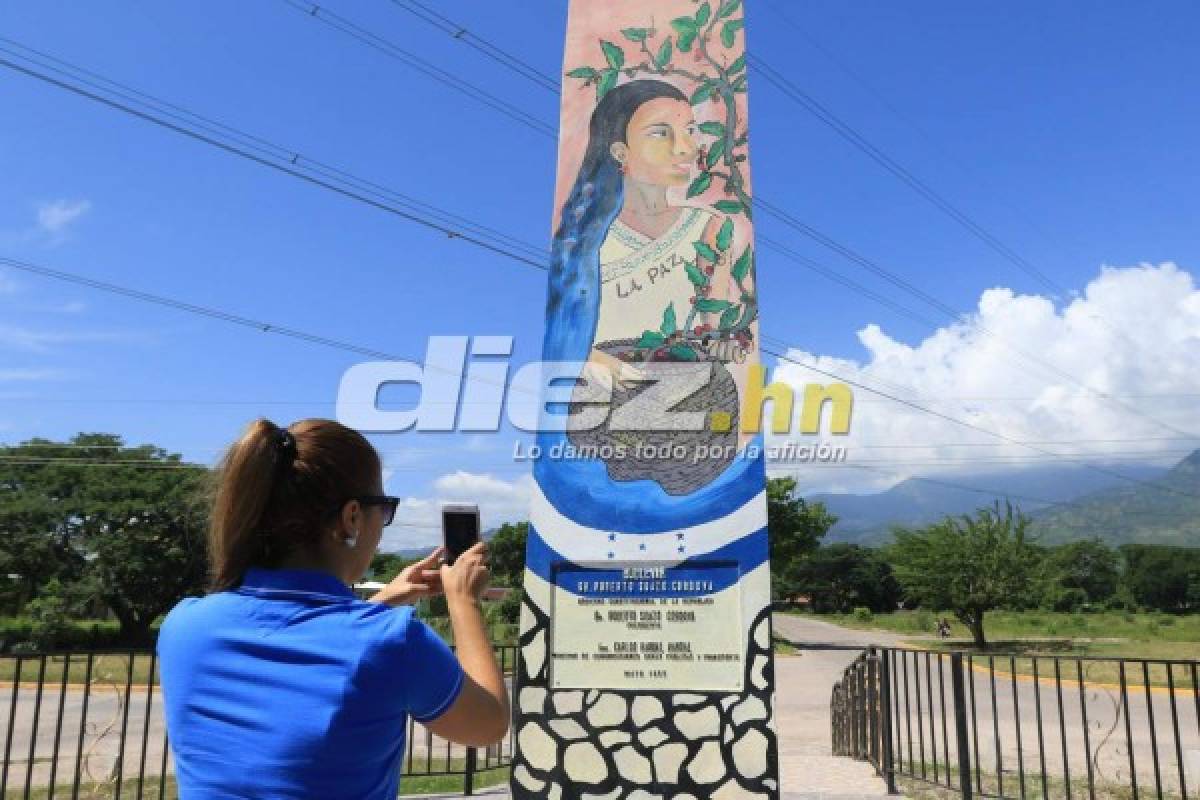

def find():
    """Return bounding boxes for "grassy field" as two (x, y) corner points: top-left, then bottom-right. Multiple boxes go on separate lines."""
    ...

(0, 652), (157, 686)
(794, 609), (1200, 689)
(895, 759), (1185, 800)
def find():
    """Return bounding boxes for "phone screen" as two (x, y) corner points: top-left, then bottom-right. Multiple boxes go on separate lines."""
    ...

(442, 508), (480, 565)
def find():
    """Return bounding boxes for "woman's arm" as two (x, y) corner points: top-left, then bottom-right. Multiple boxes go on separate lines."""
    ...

(423, 542), (510, 747)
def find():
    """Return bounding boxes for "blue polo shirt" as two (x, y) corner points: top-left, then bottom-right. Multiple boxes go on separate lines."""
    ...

(157, 567), (464, 800)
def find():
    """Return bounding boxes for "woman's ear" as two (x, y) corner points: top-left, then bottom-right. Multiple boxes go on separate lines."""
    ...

(339, 500), (360, 535)
(609, 141), (628, 166)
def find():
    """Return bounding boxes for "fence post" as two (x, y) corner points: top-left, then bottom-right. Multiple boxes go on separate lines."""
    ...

(879, 649), (899, 795)
(867, 648), (879, 769)
(854, 660), (864, 758)
(464, 747), (476, 796)
(950, 652), (973, 800)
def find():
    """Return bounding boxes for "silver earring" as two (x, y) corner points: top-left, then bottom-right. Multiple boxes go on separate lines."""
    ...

(344, 530), (359, 549)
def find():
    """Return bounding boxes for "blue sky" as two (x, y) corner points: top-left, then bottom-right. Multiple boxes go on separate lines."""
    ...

(2, 1), (1198, 546)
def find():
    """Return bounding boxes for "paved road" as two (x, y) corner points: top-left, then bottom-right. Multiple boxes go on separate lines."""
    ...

(772, 614), (906, 797)
(5, 620), (1194, 798)
(774, 614), (1199, 797)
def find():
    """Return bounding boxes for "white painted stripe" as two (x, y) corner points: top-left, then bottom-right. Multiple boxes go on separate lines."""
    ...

(530, 483), (767, 567)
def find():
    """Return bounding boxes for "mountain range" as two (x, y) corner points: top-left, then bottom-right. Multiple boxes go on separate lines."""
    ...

(812, 449), (1200, 548)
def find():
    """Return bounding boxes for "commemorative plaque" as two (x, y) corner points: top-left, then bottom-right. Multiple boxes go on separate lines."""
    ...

(550, 562), (743, 691)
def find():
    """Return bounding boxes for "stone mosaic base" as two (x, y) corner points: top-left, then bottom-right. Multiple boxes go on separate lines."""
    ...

(511, 593), (780, 799)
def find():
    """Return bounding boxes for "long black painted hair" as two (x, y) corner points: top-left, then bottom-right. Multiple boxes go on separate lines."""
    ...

(541, 79), (690, 365)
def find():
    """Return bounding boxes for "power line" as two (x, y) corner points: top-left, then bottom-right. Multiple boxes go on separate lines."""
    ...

(759, 345), (1200, 501)
(6, 249), (1192, 501)
(759, 0), (1068, 254)
(756, 198), (1200, 443)
(273, 8), (1198, 443)
(280, 1), (556, 139)
(747, 55), (1061, 295)
(384, 0), (560, 93)
(3, 45), (1195, 501)
(0, 39), (549, 268)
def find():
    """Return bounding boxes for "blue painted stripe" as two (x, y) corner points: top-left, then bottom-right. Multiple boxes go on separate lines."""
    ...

(525, 523), (769, 597)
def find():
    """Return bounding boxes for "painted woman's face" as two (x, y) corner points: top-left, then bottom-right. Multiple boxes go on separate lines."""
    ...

(613, 97), (699, 188)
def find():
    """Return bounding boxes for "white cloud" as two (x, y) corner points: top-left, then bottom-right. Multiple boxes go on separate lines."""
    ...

(45, 301), (86, 314)
(770, 262), (1200, 493)
(36, 199), (91, 236)
(385, 470), (534, 551)
(0, 323), (136, 353)
(0, 368), (69, 382)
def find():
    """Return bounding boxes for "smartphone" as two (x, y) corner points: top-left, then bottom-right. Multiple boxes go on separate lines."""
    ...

(441, 503), (481, 566)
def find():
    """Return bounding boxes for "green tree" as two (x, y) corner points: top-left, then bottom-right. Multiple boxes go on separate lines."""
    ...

(369, 552), (416, 582)
(487, 521), (529, 587)
(767, 477), (836, 603)
(888, 502), (1041, 648)
(794, 543), (901, 613)
(0, 434), (209, 644)
(1119, 544), (1200, 612)
(1039, 538), (1120, 609)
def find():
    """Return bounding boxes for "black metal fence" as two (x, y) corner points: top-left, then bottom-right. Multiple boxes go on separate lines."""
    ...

(0, 645), (517, 799)
(832, 646), (1200, 800)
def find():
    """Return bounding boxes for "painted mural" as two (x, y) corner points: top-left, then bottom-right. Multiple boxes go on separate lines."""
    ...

(516, 1), (779, 797)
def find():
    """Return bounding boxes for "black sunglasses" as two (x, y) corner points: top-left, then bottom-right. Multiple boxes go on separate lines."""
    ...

(350, 495), (401, 527)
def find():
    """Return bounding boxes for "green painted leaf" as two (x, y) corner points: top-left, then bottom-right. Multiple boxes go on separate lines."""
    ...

(719, 304), (741, 330)
(621, 27), (650, 43)
(596, 69), (618, 99)
(714, 199), (743, 214)
(685, 261), (709, 286)
(637, 330), (666, 349)
(567, 66), (599, 80)
(728, 54), (746, 74)
(672, 17), (698, 52)
(686, 172), (713, 198)
(721, 19), (744, 48)
(706, 137), (727, 168)
(691, 82), (716, 105)
(695, 2), (712, 27)
(732, 246), (752, 283)
(715, 217), (734, 252)
(601, 41), (625, 70)
(693, 241), (719, 263)
(661, 303), (677, 336)
(698, 121), (726, 136)
(717, 0), (742, 19)
(732, 74), (747, 92)
(671, 17), (698, 35)
(695, 298), (734, 313)
(655, 38), (673, 68)
(669, 344), (699, 361)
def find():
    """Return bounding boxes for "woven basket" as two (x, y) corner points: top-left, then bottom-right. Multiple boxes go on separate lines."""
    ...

(566, 339), (741, 496)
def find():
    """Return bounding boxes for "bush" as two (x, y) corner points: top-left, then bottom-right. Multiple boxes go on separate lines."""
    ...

(25, 591), (73, 651)
(914, 610), (935, 633)
(0, 617), (133, 653)
(1049, 587), (1089, 613)
(851, 606), (873, 623)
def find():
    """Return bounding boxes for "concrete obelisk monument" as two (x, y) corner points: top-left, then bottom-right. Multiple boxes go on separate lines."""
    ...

(514, 1), (779, 796)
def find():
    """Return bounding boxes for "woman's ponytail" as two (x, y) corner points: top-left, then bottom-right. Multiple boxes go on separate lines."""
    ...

(208, 418), (379, 591)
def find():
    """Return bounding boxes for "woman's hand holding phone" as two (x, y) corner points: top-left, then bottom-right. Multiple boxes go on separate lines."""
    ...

(441, 541), (490, 606)
(371, 547), (446, 607)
